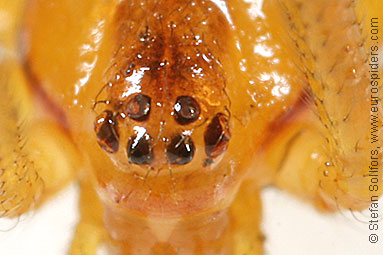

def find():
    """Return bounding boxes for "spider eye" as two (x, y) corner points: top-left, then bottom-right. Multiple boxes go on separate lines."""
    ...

(204, 113), (230, 158)
(125, 94), (151, 121)
(94, 110), (119, 153)
(173, 96), (200, 125)
(127, 133), (154, 165)
(167, 134), (195, 165)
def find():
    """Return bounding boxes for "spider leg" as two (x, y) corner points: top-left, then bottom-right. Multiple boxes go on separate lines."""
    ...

(264, 0), (383, 212)
(0, 1), (78, 217)
(229, 181), (264, 255)
(70, 178), (107, 255)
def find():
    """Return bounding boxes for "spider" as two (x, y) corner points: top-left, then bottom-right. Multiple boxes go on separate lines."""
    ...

(0, 0), (382, 254)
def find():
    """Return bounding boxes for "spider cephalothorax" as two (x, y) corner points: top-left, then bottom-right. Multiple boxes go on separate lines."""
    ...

(3, 0), (380, 254)
(93, 0), (232, 173)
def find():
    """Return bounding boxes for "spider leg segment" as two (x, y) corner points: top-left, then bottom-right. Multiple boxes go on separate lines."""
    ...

(264, 0), (383, 211)
(0, 0), (78, 217)
(70, 179), (107, 255)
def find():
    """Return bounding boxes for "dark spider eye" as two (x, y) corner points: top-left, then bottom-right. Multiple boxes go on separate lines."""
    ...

(94, 110), (119, 153)
(125, 94), (151, 121)
(173, 96), (200, 125)
(167, 134), (195, 165)
(127, 133), (154, 165)
(126, 63), (135, 75)
(204, 113), (230, 158)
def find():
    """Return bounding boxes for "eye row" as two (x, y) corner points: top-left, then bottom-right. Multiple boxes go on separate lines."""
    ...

(94, 111), (230, 166)
(128, 133), (195, 165)
(124, 94), (201, 125)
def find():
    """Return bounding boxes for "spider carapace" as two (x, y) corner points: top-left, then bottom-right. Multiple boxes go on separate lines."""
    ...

(91, 0), (239, 217)
(1, 0), (382, 254)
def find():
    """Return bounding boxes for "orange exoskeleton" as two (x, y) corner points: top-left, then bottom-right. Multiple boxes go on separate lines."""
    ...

(0, 0), (382, 254)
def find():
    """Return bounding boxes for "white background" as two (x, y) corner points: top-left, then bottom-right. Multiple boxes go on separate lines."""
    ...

(0, 183), (382, 255)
